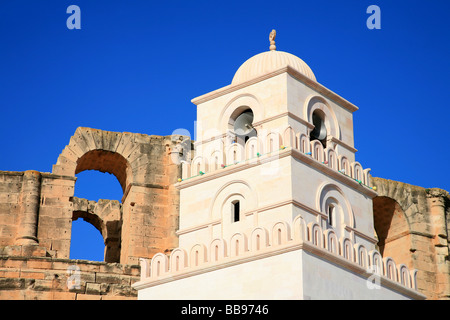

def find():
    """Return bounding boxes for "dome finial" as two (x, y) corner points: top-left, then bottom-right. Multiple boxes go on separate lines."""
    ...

(269, 29), (276, 51)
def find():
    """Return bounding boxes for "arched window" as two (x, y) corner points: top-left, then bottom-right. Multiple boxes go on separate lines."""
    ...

(318, 184), (354, 233)
(232, 200), (240, 222)
(325, 197), (341, 230)
(327, 204), (336, 228)
(70, 217), (105, 261)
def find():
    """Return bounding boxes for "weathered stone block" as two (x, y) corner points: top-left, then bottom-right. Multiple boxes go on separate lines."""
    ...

(27, 259), (52, 269)
(52, 291), (77, 300)
(20, 270), (45, 279)
(95, 273), (126, 285)
(109, 283), (136, 297)
(76, 293), (102, 300)
(86, 282), (102, 295)
(99, 263), (123, 274)
(32, 279), (54, 291)
(0, 278), (23, 290)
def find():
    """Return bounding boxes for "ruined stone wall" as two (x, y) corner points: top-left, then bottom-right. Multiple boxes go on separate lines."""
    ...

(0, 250), (139, 300)
(51, 127), (183, 264)
(0, 127), (186, 299)
(0, 170), (76, 257)
(371, 177), (450, 300)
(0, 127), (183, 264)
(0, 171), (23, 247)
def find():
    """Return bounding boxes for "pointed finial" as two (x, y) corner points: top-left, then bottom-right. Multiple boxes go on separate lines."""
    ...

(269, 29), (276, 51)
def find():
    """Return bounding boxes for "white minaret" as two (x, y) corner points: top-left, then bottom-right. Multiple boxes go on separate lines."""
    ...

(178, 30), (376, 251)
(133, 31), (423, 300)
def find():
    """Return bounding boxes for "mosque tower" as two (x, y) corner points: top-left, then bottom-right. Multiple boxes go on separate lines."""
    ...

(132, 30), (425, 300)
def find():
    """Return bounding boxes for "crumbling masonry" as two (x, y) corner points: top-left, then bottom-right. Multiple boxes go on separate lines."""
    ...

(0, 127), (183, 299)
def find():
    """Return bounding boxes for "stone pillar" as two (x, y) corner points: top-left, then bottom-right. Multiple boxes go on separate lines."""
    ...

(16, 170), (41, 245)
(427, 189), (448, 238)
(426, 188), (450, 299)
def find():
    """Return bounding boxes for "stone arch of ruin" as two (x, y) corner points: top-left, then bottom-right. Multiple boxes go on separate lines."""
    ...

(52, 127), (150, 195)
(371, 177), (450, 299)
(50, 127), (182, 265)
(2, 127), (182, 264)
(75, 150), (130, 194)
(0, 127), (184, 299)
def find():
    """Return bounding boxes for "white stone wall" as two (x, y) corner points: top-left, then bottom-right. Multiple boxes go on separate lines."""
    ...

(137, 249), (304, 300)
(134, 66), (422, 300)
(136, 247), (419, 300)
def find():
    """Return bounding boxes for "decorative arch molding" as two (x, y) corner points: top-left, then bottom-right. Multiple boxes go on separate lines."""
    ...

(283, 126), (295, 148)
(316, 182), (355, 229)
(293, 215), (308, 241)
(170, 248), (188, 273)
(135, 217), (422, 295)
(209, 180), (258, 220)
(210, 145), (225, 170)
(218, 93), (264, 134)
(250, 227), (270, 251)
(210, 238), (227, 262)
(191, 155), (208, 175)
(190, 244), (208, 267)
(151, 253), (169, 277)
(272, 221), (291, 246)
(303, 95), (340, 140)
(225, 143), (245, 165)
(245, 136), (260, 159)
(264, 131), (282, 153)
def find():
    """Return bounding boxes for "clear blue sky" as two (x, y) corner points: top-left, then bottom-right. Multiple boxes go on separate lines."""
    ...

(1, 1), (449, 261)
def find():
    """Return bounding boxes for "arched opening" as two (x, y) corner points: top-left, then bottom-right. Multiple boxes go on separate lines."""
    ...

(70, 149), (129, 263)
(324, 196), (341, 230)
(310, 109), (327, 148)
(373, 196), (413, 267)
(232, 200), (240, 223)
(327, 204), (336, 228)
(75, 170), (123, 201)
(229, 107), (257, 149)
(70, 215), (105, 261)
(75, 149), (131, 193)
